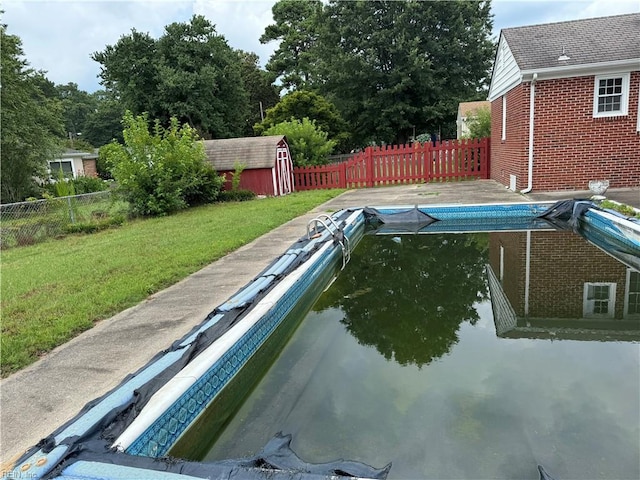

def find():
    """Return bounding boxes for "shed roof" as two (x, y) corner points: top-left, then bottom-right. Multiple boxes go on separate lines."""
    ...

(458, 101), (490, 118)
(502, 13), (640, 71)
(203, 135), (287, 170)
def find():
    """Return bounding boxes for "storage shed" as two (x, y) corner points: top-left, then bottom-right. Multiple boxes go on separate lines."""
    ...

(203, 135), (294, 196)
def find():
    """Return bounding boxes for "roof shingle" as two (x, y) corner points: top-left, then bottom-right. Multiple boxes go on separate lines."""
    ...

(502, 13), (640, 71)
(203, 135), (286, 171)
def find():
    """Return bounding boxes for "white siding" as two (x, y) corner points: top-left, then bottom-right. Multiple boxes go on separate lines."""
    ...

(489, 36), (522, 101)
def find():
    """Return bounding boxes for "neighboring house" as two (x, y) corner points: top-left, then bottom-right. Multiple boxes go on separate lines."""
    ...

(488, 13), (640, 192)
(203, 135), (294, 196)
(456, 101), (490, 139)
(48, 149), (98, 179)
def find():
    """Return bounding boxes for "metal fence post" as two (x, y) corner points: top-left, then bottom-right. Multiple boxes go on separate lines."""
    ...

(67, 196), (76, 224)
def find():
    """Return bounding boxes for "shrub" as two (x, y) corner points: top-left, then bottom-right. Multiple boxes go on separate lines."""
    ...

(219, 189), (256, 202)
(101, 112), (224, 216)
(263, 118), (336, 167)
(464, 107), (491, 139)
(64, 214), (126, 234)
(72, 176), (110, 194)
(231, 161), (246, 191)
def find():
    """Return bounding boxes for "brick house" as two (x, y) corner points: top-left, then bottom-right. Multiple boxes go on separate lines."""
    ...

(48, 149), (98, 179)
(488, 13), (640, 192)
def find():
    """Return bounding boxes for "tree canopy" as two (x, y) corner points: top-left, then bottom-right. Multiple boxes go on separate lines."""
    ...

(260, 0), (324, 91)
(254, 90), (350, 151)
(263, 0), (495, 145)
(263, 117), (336, 167)
(1, 25), (65, 203)
(314, 233), (489, 367)
(237, 50), (281, 136)
(93, 15), (250, 139)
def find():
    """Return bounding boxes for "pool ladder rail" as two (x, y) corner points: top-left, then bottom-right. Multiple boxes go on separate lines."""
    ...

(307, 213), (351, 270)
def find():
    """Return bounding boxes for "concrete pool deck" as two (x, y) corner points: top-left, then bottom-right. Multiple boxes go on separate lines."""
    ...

(1, 179), (638, 466)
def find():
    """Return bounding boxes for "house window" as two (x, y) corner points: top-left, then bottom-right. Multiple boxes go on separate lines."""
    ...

(625, 269), (640, 318)
(593, 73), (630, 118)
(583, 282), (616, 318)
(501, 95), (506, 141)
(48, 160), (74, 178)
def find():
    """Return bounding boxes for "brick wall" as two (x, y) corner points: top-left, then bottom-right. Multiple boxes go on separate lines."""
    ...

(489, 231), (628, 319)
(491, 71), (640, 191)
(528, 231), (627, 319)
(490, 84), (530, 190)
(82, 158), (98, 178)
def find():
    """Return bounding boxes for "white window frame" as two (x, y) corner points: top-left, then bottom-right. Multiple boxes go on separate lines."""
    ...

(624, 269), (640, 319)
(583, 282), (616, 318)
(48, 160), (76, 178)
(593, 73), (630, 118)
(501, 95), (506, 141)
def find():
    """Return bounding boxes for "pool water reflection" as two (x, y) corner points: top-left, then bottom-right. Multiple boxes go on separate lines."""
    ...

(192, 231), (639, 480)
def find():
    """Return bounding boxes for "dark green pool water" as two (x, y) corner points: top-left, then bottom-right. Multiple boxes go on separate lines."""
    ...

(196, 230), (640, 479)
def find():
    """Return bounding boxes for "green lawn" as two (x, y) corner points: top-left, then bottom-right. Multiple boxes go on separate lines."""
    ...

(0, 190), (343, 377)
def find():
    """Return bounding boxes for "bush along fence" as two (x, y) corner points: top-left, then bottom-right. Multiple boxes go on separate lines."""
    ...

(0, 191), (125, 248)
(294, 137), (490, 190)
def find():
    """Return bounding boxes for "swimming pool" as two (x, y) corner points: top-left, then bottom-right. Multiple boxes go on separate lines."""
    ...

(7, 201), (640, 480)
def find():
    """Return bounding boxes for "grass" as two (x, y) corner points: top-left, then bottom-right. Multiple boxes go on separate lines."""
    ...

(0, 190), (344, 377)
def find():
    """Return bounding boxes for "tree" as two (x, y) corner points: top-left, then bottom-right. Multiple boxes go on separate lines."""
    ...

(464, 106), (492, 139)
(260, 0), (324, 91)
(93, 15), (249, 139)
(314, 233), (489, 367)
(236, 50), (281, 136)
(56, 82), (99, 145)
(263, 118), (335, 167)
(1, 25), (65, 203)
(317, 0), (494, 145)
(101, 111), (224, 216)
(82, 90), (126, 148)
(263, 0), (494, 146)
(254, 90), (351, 151)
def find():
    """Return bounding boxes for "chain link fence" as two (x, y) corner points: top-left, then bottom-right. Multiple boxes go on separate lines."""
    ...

(1, 191), (127, 248)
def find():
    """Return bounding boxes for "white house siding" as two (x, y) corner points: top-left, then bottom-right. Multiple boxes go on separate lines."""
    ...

(489, 36), (522, 101)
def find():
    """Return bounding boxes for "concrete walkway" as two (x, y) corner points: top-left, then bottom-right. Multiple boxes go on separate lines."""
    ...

(1, 180), (638, 466)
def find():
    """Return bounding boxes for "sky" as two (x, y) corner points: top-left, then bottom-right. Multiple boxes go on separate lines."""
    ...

(2, 0), (639, 94)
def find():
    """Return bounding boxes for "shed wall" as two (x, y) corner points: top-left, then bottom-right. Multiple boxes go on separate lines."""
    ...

(220, 168), (275, 196)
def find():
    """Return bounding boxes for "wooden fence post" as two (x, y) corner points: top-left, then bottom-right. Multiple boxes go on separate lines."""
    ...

(366, 147), (374, 188)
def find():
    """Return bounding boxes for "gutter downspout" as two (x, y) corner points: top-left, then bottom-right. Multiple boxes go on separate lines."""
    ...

(521, 72), (537, 194)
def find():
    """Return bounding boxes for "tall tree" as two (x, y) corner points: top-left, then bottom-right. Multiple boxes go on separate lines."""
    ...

(82, 90), (126, 148)
(93, 29), (159, 118)
(318, 0), (494, 145)
(55, 83), (99, 145)
(236, 50), (280, 136)
(93, 15), (249, 139)
(1, 25), (64, 202)
(260, 0), (324, 91)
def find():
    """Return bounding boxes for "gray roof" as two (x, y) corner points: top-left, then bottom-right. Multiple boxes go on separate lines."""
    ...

(502, 13), (640, 71)
(203, 135), (287, 170)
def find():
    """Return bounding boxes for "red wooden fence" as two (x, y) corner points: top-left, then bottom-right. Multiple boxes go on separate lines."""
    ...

(294, 137), (490, 190)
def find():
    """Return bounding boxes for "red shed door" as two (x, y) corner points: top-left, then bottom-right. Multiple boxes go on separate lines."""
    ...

(276, 147), (293, 195)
